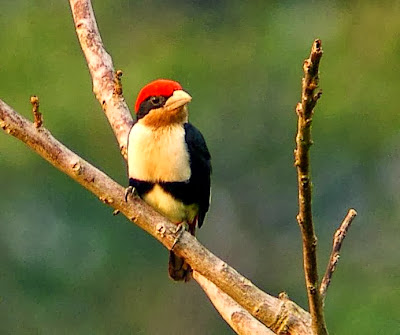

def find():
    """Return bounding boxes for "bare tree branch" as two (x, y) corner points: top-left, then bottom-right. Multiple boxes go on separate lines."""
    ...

(194, 272), (275, 335)
(68, 1), (298, 333)
(0, 100), (312, 334)
(69, 0), (133, 159)
(320, 209), (357, 301)
(294, 39), (327, 335)
(67, 1), (313, 333)
(3, 1), (345, 333)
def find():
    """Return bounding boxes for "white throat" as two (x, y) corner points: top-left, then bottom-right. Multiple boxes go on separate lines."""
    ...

(128, 122), (191, 182)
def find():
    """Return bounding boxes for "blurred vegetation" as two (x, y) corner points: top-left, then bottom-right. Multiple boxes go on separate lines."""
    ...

(1, 0), (400, 334)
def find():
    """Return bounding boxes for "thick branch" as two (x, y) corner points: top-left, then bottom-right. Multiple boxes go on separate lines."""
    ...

(294, 40), (327, 335)
(320, 209), (357, 301)
(0, 100), (312, 334)
(69, 0), (133, 159)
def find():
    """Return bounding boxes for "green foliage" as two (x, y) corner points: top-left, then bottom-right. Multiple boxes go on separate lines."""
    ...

(1, 0), (400, 333)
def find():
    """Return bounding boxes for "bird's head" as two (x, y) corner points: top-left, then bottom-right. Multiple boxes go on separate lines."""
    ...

(134, 79), (192, 127)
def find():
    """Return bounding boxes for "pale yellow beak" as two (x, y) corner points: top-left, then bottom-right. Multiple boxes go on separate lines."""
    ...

(164, 90), (192, 112)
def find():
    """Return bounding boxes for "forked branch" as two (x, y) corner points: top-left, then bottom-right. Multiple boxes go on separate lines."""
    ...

(0, 0), (357, 333)
(0, 99), (312, 334)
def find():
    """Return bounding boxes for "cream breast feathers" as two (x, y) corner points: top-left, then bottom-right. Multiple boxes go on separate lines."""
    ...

(128, 123), (191, 182)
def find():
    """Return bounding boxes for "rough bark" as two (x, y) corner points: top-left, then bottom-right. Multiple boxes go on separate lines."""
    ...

(69, 0), (133, 159)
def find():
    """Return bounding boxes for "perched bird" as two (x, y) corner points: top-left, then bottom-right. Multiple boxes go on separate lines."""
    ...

(126, 79), (211, 281)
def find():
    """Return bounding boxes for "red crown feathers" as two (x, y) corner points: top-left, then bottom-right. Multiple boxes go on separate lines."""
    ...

(134, 79), (182, 113)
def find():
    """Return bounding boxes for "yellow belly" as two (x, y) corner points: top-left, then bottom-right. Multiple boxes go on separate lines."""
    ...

(143, 184), (198, 224)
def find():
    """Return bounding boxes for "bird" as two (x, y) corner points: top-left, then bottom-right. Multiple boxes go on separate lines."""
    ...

(126, 79), (211, 281)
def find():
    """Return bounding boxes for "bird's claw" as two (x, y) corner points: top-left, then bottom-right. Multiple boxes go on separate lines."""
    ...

(174, 221), (189, 233)
(124, 185), (137, 202)
(171, 222), (188, 250)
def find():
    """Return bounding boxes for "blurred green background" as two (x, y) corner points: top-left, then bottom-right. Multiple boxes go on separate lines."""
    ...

(1, 0), (400, 334)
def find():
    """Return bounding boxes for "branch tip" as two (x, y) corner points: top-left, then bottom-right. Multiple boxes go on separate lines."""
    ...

(278, 292), (289, 300)
(156, 223), (167, 237)
(30, 95), (42, 128)
(320, 208), (357, 301)
(314, 90), (323, 101)
(313, 39), (322, 53)
(71, 161), (82, 174)
(114, 69), (123, 96)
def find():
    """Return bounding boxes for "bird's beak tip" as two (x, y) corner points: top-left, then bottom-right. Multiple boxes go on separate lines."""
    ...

(165, 90), (192, 110)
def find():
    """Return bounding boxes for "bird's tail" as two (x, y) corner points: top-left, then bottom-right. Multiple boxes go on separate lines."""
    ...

(168, 219), (196, 282)
(168, 251), (192, 282)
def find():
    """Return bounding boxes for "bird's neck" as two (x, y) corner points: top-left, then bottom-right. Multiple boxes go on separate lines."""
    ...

(140, 106), (188, 128)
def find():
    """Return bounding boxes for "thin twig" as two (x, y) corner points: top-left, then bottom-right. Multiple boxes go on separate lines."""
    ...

(30, 95), (42, 128)
(320, 209), (357, 301)
(294, 39), (327, 335)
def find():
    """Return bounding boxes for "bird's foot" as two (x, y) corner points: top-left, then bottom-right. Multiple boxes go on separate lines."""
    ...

(171, 221), (188, 250)
(124, 185), (137, 202)
(174, 221), (189, 234)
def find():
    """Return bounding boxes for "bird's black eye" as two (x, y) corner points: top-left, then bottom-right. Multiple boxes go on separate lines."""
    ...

(150, 96), (161, 106)
(137, 95), (167, 120)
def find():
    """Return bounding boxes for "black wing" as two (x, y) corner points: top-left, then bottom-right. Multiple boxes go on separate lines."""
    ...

(184, 122), (211, 228)
(160, 123), (211, 227)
